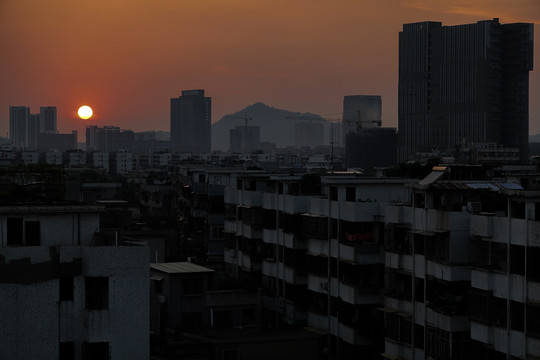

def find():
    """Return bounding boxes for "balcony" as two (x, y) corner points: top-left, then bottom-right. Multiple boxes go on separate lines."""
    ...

(307, 273), (338, 296)
(425, 308), (469, 332)
(333, 201), (380, 222)
(283, 195), (309, 214)
(385, 252), (413, 272)
(224, 187), (236, 204)
(263, 228), (278, 244)
(339, 242), (380, 265)
(262, 193), (277, 210)
(237, 190), (262, 207)
(283, 232), (307, 249)
(470, 214), (494, 237)
(309, 197), (329, 217)
(307, 238), (338, 257)
(471, 268), (525, 302)
(339, 281), (380, 305)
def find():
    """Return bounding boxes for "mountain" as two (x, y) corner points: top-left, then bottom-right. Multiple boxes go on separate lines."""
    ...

(211, 102), (325, 151)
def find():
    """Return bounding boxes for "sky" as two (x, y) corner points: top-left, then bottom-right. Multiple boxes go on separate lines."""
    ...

(1, 0), (539, 140)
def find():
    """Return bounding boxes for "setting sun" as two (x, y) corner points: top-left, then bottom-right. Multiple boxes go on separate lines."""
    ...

(77, 105), (93, 119)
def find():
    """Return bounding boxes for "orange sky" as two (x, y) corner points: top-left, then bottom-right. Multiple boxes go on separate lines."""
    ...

(1, 0), (539, 140)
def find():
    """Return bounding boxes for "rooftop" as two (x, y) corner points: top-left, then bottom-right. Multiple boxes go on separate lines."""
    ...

(150, 262), (214, 274)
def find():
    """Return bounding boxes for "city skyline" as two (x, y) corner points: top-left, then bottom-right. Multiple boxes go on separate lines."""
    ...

(0, 0), (538, 140)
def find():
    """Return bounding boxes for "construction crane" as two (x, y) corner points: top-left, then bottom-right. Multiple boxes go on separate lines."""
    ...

(227, 115), (253, 152)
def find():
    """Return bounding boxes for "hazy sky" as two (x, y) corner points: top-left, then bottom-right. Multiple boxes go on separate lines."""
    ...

(1, 0), (538, 139)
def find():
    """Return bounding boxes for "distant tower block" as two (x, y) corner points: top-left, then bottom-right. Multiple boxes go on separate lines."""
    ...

(170, 89), (211, 154)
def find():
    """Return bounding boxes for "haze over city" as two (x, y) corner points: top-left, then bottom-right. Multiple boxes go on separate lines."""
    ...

(1, 0), (539, 138)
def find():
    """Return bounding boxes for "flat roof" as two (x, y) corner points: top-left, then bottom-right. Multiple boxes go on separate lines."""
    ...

(150, 262), (214, 274)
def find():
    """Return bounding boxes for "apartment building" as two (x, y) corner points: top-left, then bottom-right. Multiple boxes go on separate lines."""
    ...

(0, 204), (149, 360)
(382, 166), (540, 359)
(223, 171), (414, 359)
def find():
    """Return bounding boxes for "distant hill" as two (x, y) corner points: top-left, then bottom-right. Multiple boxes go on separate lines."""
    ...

(211, 102), (325, 151)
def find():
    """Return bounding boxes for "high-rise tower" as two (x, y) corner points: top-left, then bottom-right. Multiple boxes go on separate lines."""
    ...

(39, 106), (57, 134)
(397, 19), (534, 162)
(9, 106), (30, 149)
(170, 89), (211, 154)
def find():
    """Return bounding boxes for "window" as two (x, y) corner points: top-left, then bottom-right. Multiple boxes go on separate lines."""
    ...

(85, 277), (108, 310)
(59, 277), (74, 301)
(59, 341), (74, 360)
(345, 187), (355, 202)
(7, 218), (23, 245)
(25, 221), (40, 246)
(83, 342), (109, 360)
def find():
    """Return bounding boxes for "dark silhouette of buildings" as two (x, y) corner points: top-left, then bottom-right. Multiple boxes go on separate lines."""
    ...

(345, 127), (397, 170)
(229, 125), (260, 152)
(397, 19), (534, 163)
(171, 89), (211, 154)
(85, 126), (134, 152)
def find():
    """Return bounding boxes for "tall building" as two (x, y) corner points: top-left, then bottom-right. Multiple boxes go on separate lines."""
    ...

(86, 126), (134, 152)
(229, 125), (260, 152)
(9, 106), (30, 149)
(345, 127), (397, 170)
(170, 89), (211, 154)
(39, 106), (57, 134)
(342, 95), (382, 145)
(397, 19), (534, 163)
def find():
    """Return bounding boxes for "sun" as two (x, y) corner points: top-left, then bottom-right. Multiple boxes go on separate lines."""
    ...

(78, 105), (93, 120)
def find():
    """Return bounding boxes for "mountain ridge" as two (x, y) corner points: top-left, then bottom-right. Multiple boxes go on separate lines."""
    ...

(211, 102), (325, 151)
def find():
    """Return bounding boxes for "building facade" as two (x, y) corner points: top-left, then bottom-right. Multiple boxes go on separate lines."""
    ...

(397, 19), (534, 163)
(342, 95), (382, 145)
(0, 204), (149, 360)
(170, 89), (211, 154)
(39, 106), (57, 134)
(229, 125), (260, 153)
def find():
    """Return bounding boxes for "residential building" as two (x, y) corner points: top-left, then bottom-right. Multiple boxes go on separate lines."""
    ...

(39, 106), (57, 134)
(0, 204), (149, 360)
(85, 126), (134, 152)
(223, 172), (414, 359)
(170, 89), (211, 154)
(230, 125), (260, 153)
(381, 166), (540, 360)
(397, 19), (534, 163)
(9, 106), (30, 149)
(37, 131), (77, 152)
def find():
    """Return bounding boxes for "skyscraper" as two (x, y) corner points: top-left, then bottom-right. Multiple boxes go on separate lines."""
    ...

(397, 19), (534, 163)
(39, 106), (57, 134)
(9, 106), (30, 149)
(170, 89), (211, 154)
(341, 95), (382, 145)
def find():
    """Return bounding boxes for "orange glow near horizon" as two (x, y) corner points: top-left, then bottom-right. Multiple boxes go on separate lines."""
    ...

(0, 0), (538, 138)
